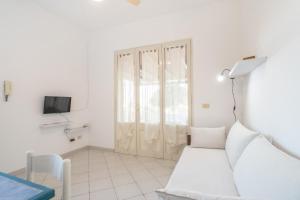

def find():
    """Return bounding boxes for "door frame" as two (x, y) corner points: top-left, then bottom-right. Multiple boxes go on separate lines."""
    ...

(114, 39), (192, 158)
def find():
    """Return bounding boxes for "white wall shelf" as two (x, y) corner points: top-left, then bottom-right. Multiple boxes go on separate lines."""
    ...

(39, 121), (69, 128)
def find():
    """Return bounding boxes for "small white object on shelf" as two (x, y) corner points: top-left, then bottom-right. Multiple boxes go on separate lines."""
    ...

(229, 57), (267, 78)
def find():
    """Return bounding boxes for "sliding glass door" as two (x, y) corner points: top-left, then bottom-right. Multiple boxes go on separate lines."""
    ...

(115, 40), (191, 160)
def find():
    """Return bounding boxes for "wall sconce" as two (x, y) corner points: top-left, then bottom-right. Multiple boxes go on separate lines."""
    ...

(217, 56), (268, 122)
(217, 68), (232, 82)
(217, 56), (267, 81)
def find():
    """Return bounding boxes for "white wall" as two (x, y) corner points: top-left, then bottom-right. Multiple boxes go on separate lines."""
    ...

(0, 1), (89, 172)
(241, 0), (300, 158)
(88, 0), (243, 149)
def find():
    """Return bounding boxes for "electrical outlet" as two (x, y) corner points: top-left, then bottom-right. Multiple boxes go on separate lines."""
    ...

(202, 104), (210, 109)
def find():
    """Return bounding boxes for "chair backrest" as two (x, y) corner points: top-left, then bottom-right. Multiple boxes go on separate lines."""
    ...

(26, 151), (71, 200)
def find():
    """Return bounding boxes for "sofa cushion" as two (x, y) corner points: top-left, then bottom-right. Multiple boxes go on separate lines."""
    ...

(165, 147), (238, 197)
(190, 127), (226, 149)
(234, 136), (300, 200)
(225, 121), (258, 168)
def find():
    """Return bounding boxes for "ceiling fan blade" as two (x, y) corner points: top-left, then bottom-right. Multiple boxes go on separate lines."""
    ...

(128, 0), (141, 6)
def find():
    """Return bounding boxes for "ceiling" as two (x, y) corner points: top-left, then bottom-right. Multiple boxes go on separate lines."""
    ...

(32, 0), (212, 30)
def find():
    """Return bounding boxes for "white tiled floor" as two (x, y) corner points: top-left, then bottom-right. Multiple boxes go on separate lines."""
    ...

(17, 149), (177, 200)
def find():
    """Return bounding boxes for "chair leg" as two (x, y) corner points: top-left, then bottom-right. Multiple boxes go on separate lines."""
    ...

(62, 159), (71, 200)
(26, 151), (34, 181)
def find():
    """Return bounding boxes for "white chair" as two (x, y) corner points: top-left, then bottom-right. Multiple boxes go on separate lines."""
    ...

(25, 151), (71, 200)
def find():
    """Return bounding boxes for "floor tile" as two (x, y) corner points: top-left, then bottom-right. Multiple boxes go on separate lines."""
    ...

(136, 179), (161, 194)
(126, 165), (145, 172)
(72, 173), (89, 185)
(111, 173), (134, 186)
(71, 182), (89, 197)
(89, 178), (113, 192)
(115, 183), (142, 200)
(72, 165), (89, 175)
(148, 167), (172, 177)
(144, 192), (160, 200)
(131, 170), (153, 181)
(159, 160), (176, 168)
(127, 195), (146, 200)
(90, 188), (117, 200)
(71, 193), (89, 200)
(156, 175), (170, 187)
(109, 166), (129, 176)
(89, 163), (108, 172)
(142, 162), (161, 170)
(72, 157), (88, 163)
(89, 170), (110, 181)
(89, 158), (106, 165)
(72, 160), (89, 168)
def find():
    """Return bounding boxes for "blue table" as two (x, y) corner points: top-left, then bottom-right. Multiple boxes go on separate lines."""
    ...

(0, 172), (55, 200)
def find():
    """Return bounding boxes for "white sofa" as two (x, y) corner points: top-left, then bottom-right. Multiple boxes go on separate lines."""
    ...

(157, 122), (300, 200)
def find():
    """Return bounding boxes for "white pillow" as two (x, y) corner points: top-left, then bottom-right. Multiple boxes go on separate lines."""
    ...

(234, 136), (300, 200)
(190, 127), (226, 149)
(225, 121), (258, 168)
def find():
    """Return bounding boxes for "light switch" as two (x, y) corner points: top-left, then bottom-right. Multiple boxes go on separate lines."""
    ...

(202, 103), (210, 109)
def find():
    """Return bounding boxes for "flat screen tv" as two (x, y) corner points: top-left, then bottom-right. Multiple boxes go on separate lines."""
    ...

(43, 96), (71, 114)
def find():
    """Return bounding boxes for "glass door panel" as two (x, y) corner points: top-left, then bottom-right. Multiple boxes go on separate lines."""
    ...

(137, 47), (164, 158)
(163, 42), (191, 160)
(115, 51), (137, 155)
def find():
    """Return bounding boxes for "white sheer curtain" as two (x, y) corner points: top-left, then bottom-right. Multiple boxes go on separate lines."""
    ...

(116, 53), (136, 153)
(139, 50), (160, 125)
(164, 45), (189, 159)
(138, 49), (163, 157)
(117, 53), (135, 123)
(165, 46), (188, 126)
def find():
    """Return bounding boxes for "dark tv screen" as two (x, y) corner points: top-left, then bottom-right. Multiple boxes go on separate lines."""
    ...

(43, 96), (71, 114)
